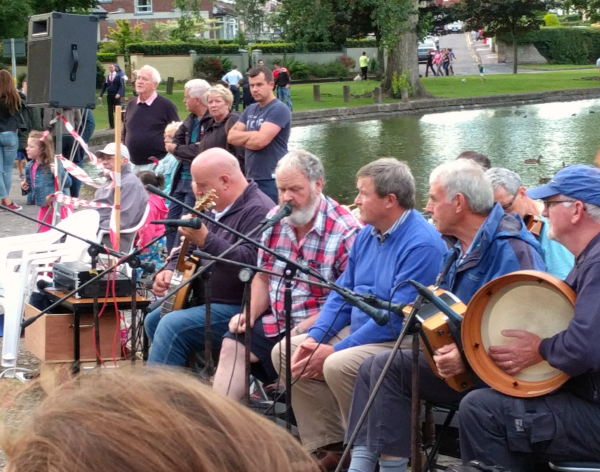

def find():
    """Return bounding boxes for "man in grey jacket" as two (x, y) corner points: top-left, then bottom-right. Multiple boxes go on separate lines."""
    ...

(93, 142), (148, 250)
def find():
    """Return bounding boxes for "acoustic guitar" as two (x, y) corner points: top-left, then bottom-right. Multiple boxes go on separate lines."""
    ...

(160, 190), (217, 318)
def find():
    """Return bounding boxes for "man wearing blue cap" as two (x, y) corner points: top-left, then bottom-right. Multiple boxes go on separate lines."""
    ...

(459, 164), (600, 470)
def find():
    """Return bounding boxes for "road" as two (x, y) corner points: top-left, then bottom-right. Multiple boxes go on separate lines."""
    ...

(418, 32), (538, 77)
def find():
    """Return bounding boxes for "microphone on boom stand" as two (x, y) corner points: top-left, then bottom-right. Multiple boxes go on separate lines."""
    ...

(151, 218), (203, 229)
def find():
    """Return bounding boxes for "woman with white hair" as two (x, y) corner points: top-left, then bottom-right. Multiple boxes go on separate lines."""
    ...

(197, 84), (246, 173)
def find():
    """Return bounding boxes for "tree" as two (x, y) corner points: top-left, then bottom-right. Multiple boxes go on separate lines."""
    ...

(29, 0), (98, 14)
(455, 0), (547, 74)
(107, 20), (144, 54)
(235, 0), (267, 40)
(171, 0), (211, 41)
(0, 0), (32, 40)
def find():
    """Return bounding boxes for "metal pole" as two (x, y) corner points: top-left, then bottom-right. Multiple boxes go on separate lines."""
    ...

(52, 111), (63, 226)
(10, 39), (17, 84)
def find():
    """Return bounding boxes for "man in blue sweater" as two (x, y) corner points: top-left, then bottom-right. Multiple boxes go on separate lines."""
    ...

(271, 158), (448, 469)
(460, 165), (600, 471)
(344, 159), (546, 472)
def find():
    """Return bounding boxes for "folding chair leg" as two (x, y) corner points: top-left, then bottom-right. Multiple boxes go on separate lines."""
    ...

(421, 408), (457, 472)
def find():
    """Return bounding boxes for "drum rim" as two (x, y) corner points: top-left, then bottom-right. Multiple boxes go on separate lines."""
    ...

(462, 270), (576, 398)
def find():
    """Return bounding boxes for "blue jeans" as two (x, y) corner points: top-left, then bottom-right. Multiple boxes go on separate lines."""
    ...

(165, 178), (196, 252)
(145, 303), (241, 367)
(255, 179), (278, 204)
(0, 131), (18, 200)
(277, 87), (293, 110)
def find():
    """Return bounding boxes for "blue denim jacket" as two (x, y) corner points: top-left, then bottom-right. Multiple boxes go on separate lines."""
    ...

(25, 160), (71, 207)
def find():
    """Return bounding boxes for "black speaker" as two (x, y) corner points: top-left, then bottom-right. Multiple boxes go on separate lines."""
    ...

(27, 12), (98, 109)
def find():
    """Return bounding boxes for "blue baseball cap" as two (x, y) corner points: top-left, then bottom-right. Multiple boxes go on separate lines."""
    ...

(527, 164), (600, 206)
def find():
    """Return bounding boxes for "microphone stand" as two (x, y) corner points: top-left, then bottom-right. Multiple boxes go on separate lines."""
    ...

(2, 203), (173, 370)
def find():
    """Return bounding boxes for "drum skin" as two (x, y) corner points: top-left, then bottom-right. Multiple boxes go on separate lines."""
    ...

(462, 270), (576, 398)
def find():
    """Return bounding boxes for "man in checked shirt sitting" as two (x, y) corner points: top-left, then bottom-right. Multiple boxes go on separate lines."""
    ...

(213, 149), (361, 401)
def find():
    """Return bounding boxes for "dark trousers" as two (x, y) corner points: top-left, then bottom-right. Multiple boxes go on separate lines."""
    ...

(361, 66), (368, 80)
(107, 93), (120, 129)
(425, 61), (437, 77)
(460, 388), (600, 471)
(346, 348), (468, 458)
(165, 178), (196, 252)
(229, 85), (240, 111)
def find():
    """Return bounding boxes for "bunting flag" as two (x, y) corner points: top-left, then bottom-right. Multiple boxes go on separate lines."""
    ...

(54, 193), (114, 209)
(55, 155), (113, 189)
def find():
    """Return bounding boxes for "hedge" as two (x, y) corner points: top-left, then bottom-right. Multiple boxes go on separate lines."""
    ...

(126, 42), (242, 55)
(498, 27), (600, 64)
(97, 52), (117, 63)
(345, 39), (378, 48)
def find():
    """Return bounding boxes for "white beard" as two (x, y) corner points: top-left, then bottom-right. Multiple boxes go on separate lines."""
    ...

(286, 192), (320, 227)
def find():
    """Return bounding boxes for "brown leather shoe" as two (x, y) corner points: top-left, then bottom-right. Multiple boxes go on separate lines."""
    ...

(314, 450), (351, 472)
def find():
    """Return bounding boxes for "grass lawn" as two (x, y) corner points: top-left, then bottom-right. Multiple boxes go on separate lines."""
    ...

(518, 64), (597, 70)
(91, 71), (600, 129)
(421, 69), (600, 98)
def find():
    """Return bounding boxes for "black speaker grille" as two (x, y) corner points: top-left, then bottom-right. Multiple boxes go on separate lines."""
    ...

(27, 40), (52, 105)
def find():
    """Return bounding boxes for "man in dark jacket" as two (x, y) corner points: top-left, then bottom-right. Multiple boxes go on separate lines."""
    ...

(460, 165), (600, 471)
(343, 159), (546, 472)
(164, 78), (211, 252)
(145, 147), (275, 367)
(98, 64), (126, 130)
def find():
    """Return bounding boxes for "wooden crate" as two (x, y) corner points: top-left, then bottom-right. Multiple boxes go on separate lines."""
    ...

(24, 303), (121, 363)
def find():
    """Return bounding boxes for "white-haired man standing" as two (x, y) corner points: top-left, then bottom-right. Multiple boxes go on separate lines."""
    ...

(163, 78), (211, 252)
(122, 65), (179, 173)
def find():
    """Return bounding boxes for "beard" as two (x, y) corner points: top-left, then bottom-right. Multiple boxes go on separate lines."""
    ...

(285, 190), (321, 227)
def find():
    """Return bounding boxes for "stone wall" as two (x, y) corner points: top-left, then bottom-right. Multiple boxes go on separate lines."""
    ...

(497, 42), (548, 64)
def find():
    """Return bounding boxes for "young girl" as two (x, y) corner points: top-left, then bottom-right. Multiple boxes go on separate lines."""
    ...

(21, 131), (72, 232)
(136, 171), (168, 275)
(155, 121), (181, 200)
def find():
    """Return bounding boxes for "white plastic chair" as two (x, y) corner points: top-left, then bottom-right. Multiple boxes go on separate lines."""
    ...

(0, 210), (100, 376)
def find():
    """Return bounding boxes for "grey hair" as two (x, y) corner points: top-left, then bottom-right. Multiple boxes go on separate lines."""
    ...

(485, 167), (523, 196)
(185, 79), (211, 105)
(430, 159), (494, 215)
(276, 150), (325, 184)
(562, 198), (600, 224)
(205, 84), (233, 106)
(139, 65), (161, 84)
(356, 158), (416, 209)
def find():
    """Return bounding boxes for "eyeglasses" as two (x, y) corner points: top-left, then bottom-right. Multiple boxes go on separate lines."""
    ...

(502, 193), (518, 211)
(542, 200), (575, 210)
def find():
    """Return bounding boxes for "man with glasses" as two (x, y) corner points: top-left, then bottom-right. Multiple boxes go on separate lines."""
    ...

(145, 148), (275, 368)
(460, 164), (600, 470)
(93, 142), (148, 250)
(486, 167), (574, 279)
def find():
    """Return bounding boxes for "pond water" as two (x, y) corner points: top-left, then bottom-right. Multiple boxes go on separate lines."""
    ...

(289, 99), (600, 208)
(84, 99), (600, 208)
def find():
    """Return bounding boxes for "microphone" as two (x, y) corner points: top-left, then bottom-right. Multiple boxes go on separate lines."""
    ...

(360, 294), (409, 316)
(262, 203), (292, 230)
(151, 218), (203, 229)
(407, 280), (462, 324)
(336, 288), (390, 326)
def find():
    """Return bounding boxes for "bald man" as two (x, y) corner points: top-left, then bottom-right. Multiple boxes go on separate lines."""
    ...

(145, 148), (275, 367)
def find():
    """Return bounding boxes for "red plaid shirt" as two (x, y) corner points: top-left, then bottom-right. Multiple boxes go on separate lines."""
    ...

(257, 195), (361, 337)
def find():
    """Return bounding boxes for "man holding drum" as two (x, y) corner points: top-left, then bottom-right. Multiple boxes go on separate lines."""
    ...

(460, 164), (600, 470)
(344, 159), (546, 472)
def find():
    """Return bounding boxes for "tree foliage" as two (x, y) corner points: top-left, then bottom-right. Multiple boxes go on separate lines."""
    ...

(172, 0), (211, 41)
(107, 20), (144, 54)
(29, 0), (98, 15)
(235, 0), (266, 40)
(454, 0), (548, 74)
(0, 0), (32, 40)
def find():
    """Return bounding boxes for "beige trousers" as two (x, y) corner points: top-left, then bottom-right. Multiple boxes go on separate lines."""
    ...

(271, 326), (396, 452)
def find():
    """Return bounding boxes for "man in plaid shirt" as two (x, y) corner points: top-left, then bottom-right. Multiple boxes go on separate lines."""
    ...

(213, 150), (361, 401)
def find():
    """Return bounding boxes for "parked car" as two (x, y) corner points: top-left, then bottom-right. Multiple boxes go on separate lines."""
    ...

(418, 39), (437, 63)
(445, 21), (463, 33)
(431, 25), (447, 36)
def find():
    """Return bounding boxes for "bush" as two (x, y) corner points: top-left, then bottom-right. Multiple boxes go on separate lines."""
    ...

(325, 60), (349, 79)
(220, 56), (233, 74)
(306, 62), (328, 78)
(283, 57), (309, 79)
(369, 57), (377, 72)
(498, 27), (600, 64)
(97, 52), (117, 63)
(193, 56), (224, 81)
(544, 13), (561, 27)
(99, 41), (120, 54)
(127, 41), (240, 55)
(337, 55), (356, 69)
(345, 38), (378, 48)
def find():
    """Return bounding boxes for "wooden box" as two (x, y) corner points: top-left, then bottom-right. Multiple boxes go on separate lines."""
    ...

(24, 303), (120, 363)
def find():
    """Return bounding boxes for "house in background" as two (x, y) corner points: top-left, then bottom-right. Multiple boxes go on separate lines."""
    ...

(96, 0), (239, 40)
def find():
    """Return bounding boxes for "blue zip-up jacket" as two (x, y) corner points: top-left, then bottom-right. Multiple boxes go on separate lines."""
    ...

(440, 203), (546, 303)
(307, 209), (448, 351)
(25, 160), (71, 207)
